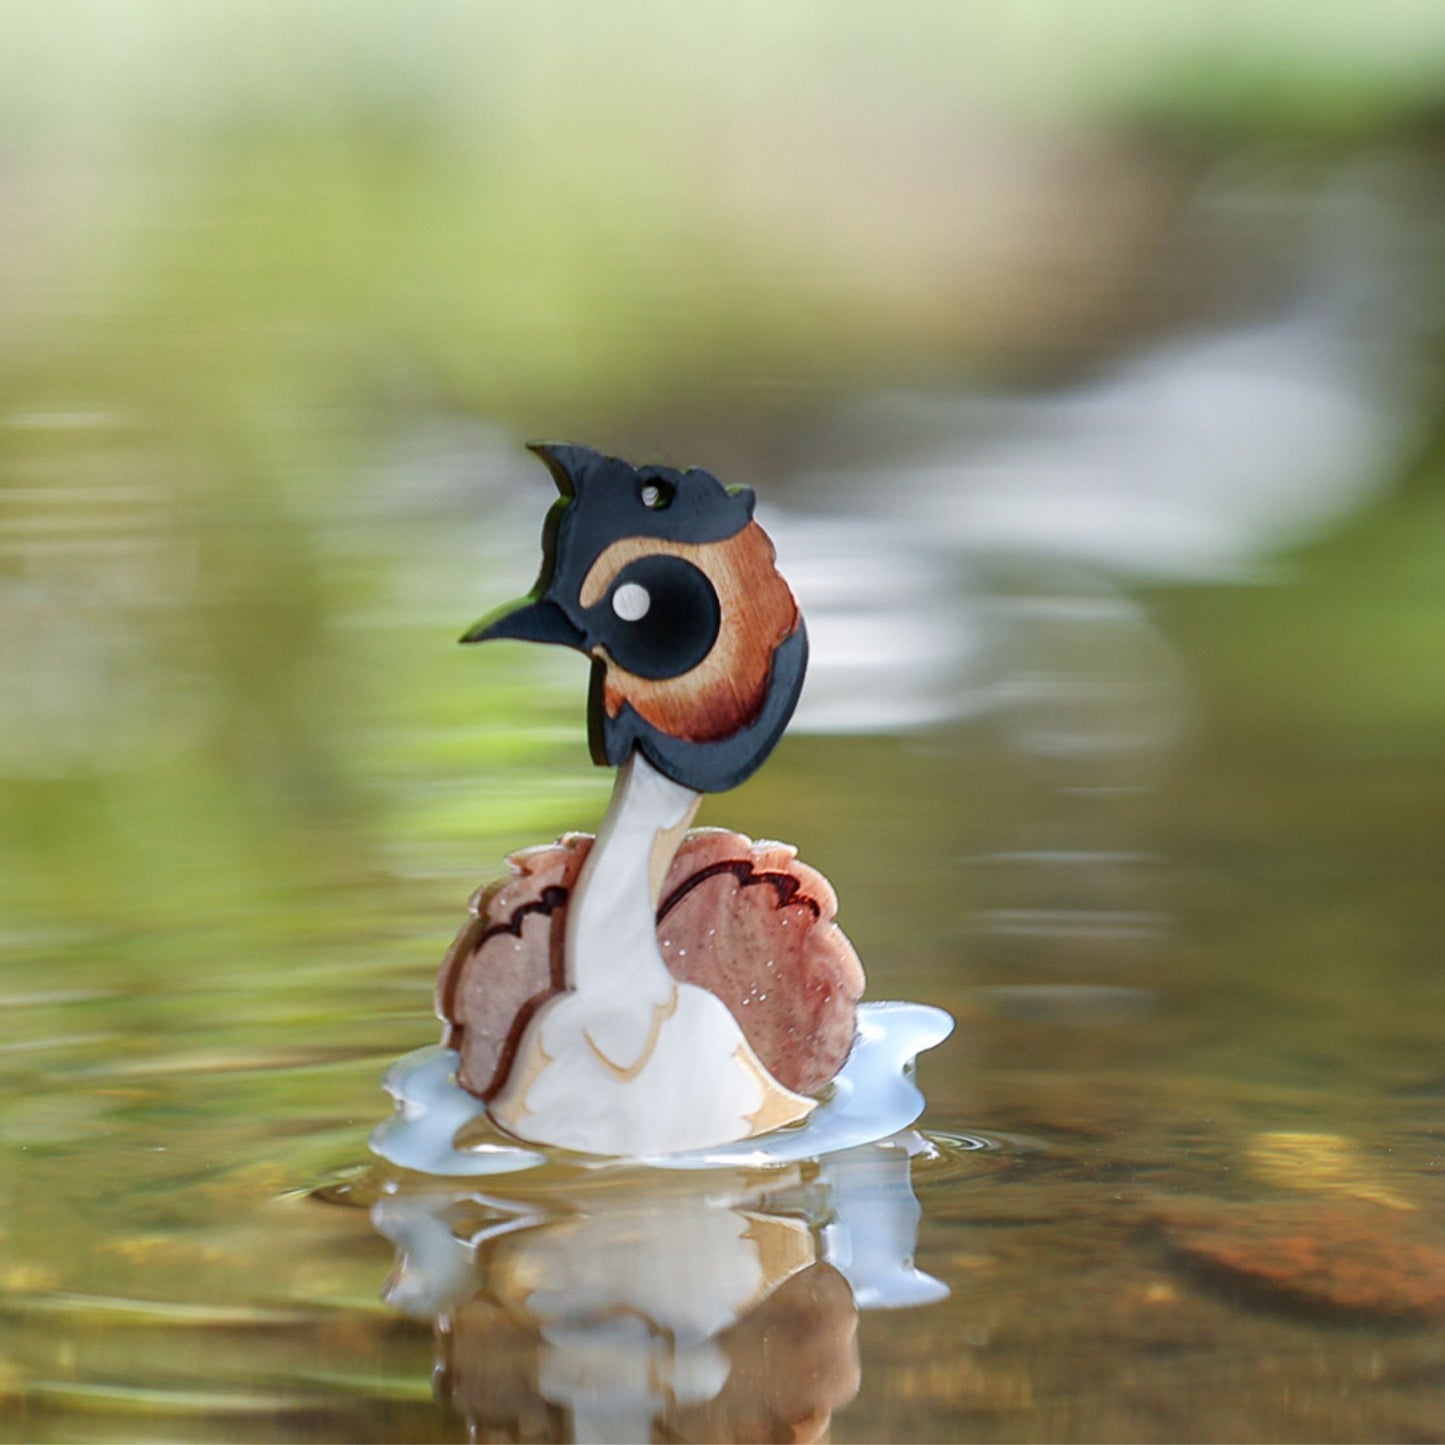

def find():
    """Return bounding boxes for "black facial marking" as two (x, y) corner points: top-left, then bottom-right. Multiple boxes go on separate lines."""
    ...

(593, 623), (809, 792)
(527, 446), (753, 624)
(587, 555), (721, 680)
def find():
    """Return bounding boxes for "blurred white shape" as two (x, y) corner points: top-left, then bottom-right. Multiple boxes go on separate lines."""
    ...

(798, 162), (1439, 583)
(778, 162), (1440, 732)
(819, 323), (1403, 580)
(762, 508), (983, 733)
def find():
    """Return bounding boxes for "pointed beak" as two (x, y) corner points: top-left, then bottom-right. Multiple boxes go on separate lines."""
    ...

(460, 596), (587, 649)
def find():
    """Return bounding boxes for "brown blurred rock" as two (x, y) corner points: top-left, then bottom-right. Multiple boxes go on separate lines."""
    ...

(1159, 1199), (1445, 1321)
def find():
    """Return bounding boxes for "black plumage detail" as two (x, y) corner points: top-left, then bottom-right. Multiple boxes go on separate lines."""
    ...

(462, 442), (806, 795)
(589, 624), (809, 794)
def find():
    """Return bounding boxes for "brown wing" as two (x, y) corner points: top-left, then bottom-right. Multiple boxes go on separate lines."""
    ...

(435, 835), (591, 1099)
(437, 829), (864, 1102)
(657, 830), (865, 1095)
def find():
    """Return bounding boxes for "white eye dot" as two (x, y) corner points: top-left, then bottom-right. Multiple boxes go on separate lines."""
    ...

(612, 582), (651, 622)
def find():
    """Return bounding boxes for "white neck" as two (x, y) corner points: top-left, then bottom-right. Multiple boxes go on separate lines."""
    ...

(562, 754), (700, 1063)
(485, 751), (818, 1153)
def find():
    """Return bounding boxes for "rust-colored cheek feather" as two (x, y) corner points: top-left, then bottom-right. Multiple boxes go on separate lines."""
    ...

(580, 521), (800, 745)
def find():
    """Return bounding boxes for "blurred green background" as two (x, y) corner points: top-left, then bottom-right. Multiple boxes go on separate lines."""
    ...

(3, 0), (1443, 939)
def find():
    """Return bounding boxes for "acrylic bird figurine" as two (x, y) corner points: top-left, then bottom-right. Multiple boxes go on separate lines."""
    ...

(438, 444), (865, 1157)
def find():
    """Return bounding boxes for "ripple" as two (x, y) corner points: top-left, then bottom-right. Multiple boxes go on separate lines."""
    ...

(0, 1290), (318, 1328)
(0, 1032), (113, 1057)
(0, 989), (118, 1008)
(371, 1000), (955, 1177)
(24, 1379), (325, 1417)
(981, 984), (1156, 1025)
(908, 1128), (1031, 1187)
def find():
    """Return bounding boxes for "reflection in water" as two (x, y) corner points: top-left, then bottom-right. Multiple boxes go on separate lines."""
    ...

(375, 1138), (949, 1443)
(966, 564), (1186, 1026)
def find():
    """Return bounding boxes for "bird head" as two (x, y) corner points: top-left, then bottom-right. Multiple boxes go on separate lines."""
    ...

(463, 443), (807, 793)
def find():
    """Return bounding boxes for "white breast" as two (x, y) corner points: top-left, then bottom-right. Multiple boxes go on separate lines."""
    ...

(486, 753), (815, 1157)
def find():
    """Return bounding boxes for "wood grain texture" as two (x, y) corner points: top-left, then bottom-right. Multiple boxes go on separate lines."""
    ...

(438, 828), (864, 1101)
(435, 837), (588, 1099)
(578, 521), (800, 745)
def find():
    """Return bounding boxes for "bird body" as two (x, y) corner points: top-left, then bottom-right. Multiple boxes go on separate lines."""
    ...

(455, 444), (856, 1157)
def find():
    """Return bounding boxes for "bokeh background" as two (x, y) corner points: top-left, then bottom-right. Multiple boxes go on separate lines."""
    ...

(4, 0), (1445, 934)
(3, 4), (1445, 1441)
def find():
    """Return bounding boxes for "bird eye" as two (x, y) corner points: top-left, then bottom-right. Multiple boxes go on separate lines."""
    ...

(611, 581), (651, 622)
(597, 555), (720, 680)
(640, 478), (674, 510)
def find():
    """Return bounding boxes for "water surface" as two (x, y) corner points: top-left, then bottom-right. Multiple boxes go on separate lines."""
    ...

(3, 466), (1444, 1442)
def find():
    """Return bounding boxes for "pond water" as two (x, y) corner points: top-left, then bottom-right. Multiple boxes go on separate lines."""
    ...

(2, 445), (1443, 1444)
